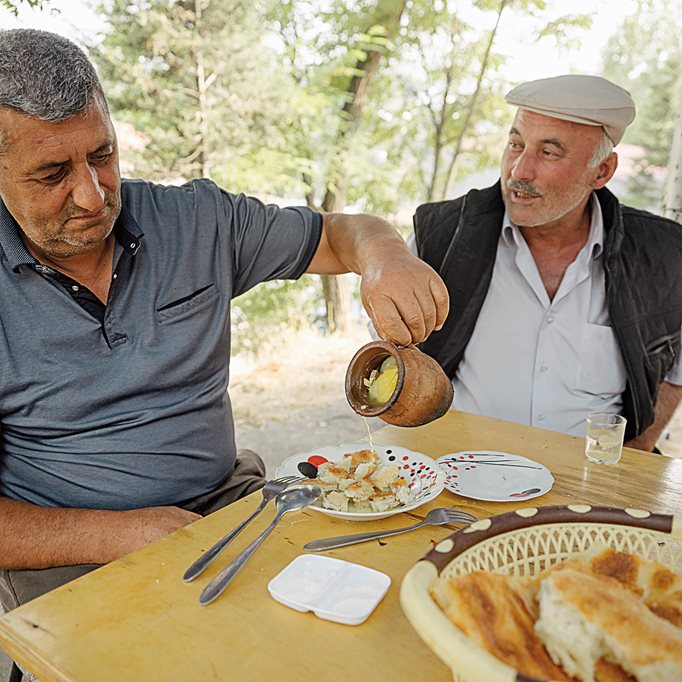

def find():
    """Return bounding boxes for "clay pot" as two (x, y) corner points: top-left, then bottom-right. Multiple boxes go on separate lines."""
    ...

(345, 340), (454, 427)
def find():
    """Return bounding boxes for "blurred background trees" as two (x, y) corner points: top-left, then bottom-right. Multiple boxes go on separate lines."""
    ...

(3, 0), (680, 351)
(601, 0), (682, 208)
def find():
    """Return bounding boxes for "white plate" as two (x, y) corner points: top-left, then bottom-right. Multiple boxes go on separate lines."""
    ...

(267, 554), (391, 626)
(275, 442), (445, 521)
(436, 450), (554, 502)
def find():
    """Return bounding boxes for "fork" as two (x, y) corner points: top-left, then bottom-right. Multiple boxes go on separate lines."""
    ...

(303, 507), (477, 552)
(183, 475), (301, 582)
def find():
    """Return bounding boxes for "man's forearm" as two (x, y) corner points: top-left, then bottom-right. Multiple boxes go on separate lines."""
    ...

(307, 213), (406, 276)
(0, 497), (118, 569)
(0, 497), (201, 570)
(625, 381), (682, 452)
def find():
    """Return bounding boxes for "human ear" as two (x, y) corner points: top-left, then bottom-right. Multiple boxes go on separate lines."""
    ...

(592, 153), (618, 189)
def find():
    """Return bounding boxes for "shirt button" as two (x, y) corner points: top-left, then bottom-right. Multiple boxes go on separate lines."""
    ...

(540, 365), (548, 373)
(546, 316), (554, 324)
(537, 414), (545, 421)
(71, 285), (79, 291)
(112, 273), (118, 280)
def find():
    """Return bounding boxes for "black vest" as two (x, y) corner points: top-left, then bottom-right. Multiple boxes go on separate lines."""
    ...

(415, 181), (682, 440)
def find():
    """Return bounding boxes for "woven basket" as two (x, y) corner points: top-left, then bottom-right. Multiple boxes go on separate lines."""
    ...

(399, 504), (682, 682)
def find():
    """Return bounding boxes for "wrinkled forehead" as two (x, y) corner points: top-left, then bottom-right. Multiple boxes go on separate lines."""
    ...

(0, 98), (115, 158)
(510, 108), (604, 147)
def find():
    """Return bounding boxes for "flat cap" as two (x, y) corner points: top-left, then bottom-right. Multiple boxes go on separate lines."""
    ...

(505, 74), (636, 145)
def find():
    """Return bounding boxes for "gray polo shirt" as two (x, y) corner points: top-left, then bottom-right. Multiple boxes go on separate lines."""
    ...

(0, 178), (321, 510)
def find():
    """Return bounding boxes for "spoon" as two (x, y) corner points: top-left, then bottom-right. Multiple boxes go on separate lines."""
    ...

(199, 485), (321, 605)
(303, 507), (477, 552)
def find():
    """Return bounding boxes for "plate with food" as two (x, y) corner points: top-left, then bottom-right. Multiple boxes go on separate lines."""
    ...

(436, 450), (554, 502)
(275, 442), (445, 520)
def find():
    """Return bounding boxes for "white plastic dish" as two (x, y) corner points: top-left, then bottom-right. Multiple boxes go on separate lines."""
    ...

(274, 442), (445, 521)
(267, 554), (391, 625)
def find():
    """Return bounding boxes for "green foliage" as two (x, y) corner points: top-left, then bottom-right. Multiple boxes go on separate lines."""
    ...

(82, 0), (665, 338)
(0, 0), (44, 15)
(601, 0), (682, 208)
(92, 0), (299, 190)
(231, 275), (322, 355)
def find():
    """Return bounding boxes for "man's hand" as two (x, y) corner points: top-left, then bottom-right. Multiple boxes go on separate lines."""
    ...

(306, 213), (449, 345)
(625, 381), (682, 453)
(105, 506), (201, 562)
(359, 244), (448, 345)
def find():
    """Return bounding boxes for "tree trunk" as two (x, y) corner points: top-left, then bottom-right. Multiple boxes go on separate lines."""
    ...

(425, 19), (458, 203)
(319, 0), (407, 334)
(663, 77), (682, 222)
(194, 0), (211, 178)
(441, 0), (508, 200)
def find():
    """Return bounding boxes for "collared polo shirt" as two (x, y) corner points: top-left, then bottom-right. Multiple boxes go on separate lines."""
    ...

(0, 178), (321, 509)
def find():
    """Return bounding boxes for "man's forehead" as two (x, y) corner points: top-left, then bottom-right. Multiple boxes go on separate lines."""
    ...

(0, 103), (115, 161)
(511, 108), (602, 142)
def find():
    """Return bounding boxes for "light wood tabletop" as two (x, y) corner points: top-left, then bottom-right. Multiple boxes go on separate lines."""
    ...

(0, 410), (680, 682)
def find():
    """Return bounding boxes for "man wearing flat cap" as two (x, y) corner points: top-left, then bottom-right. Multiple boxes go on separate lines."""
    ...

(414, 74), (682, 450)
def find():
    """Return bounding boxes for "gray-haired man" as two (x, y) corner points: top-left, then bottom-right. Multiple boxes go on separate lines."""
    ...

(416, 75), (682, 450)
(0, 28), (449, 614)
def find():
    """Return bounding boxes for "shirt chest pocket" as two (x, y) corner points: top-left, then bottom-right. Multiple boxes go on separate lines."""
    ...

(575, 323), (627, 396)
(156, 283), (219, 324)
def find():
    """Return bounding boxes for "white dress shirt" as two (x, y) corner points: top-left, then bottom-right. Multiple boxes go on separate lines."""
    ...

(409, 194), (682, 436)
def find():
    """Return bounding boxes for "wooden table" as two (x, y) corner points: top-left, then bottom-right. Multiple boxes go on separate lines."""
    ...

(1, 411), (680, 682)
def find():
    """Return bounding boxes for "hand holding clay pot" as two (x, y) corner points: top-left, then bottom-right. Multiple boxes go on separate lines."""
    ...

(345, 340), (453, 427)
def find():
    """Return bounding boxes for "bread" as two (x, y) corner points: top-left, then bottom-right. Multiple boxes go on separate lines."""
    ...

(551, 548), (682, 628)
(317, 462), (351, 483)
(431, 548), (682, 682)
(353, 462), (377, 481)
(430, 571), (576, 681)
(321, 490), (348, 512)
(368, 463), (400, 490)
(594, 659), (636, 682)
(535, 568), (682, 682)
(347, 449), (379, 466)
(306, 450), (414, 512)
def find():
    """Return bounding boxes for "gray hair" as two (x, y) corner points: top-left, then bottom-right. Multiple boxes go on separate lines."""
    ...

(0, 29), (107, 152)
(588, 130), (614, 168)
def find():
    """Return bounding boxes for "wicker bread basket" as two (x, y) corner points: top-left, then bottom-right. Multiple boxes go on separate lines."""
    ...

(399, 504), (682, 682)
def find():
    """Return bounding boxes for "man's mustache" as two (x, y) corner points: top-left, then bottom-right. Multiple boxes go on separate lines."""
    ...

(65, 194), (118, 221)
(507, 179), (542, 197)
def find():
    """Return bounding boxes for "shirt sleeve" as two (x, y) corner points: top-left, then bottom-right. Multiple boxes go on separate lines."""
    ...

(665, 325), (682, 385)
(224, 189), (322, 298)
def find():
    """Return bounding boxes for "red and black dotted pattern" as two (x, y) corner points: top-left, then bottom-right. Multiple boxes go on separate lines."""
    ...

(437, 453), (480, 493)
(391, 449), (440, 501)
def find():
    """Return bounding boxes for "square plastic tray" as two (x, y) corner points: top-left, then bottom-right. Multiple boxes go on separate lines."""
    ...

(267, 554), (391, 625)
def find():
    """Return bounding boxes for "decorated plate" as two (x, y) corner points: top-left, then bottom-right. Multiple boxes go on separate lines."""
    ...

(435, 450), (554, 502)
(275, 442), (445, 521)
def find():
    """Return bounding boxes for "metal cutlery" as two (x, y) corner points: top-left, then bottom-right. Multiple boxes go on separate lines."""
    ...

(303, 507), (477, 552)
(199, 485), (322, 605)
(183, 475), (301, 583)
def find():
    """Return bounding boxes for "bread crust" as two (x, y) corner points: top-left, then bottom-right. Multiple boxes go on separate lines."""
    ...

(431, 549), (682, 682)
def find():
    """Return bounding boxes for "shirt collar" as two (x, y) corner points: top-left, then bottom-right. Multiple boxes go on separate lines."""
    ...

(0, 197), (144, 272)
(502, 192), (604, 259)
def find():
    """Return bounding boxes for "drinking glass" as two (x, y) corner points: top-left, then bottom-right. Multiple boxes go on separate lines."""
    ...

(584, 413), (627, 464)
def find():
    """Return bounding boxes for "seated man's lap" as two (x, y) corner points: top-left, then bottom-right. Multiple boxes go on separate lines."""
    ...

(0, 564), (99, 612)
(179, 448), (266, 516)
